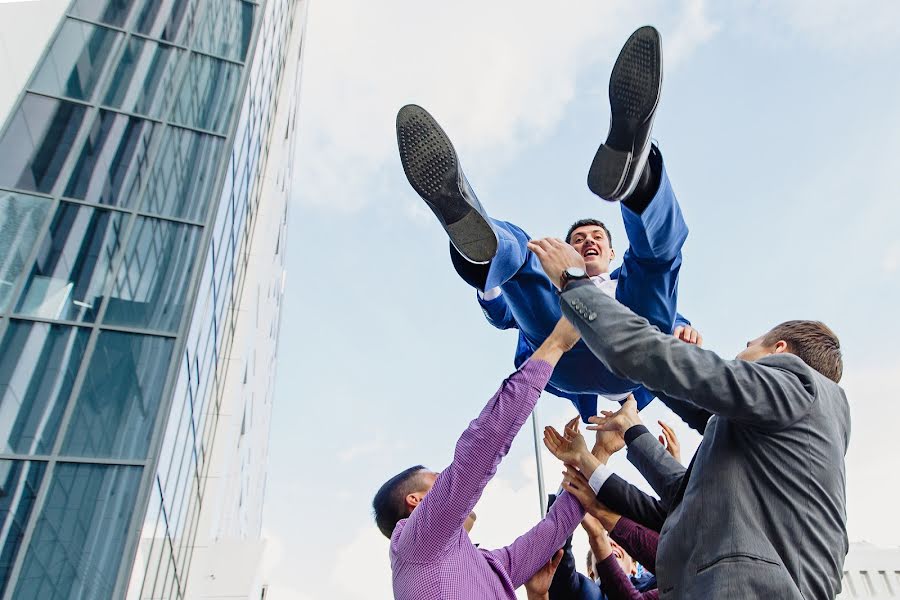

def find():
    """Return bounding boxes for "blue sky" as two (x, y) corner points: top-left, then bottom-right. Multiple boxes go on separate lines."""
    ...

(261, 1), (900, 597)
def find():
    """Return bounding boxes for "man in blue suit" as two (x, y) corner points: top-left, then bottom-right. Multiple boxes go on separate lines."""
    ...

(395, 26), (705, 427)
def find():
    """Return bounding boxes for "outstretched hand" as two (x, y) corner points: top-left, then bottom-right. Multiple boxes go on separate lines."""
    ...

(658, 420), (681, 463)
(524, 549), (564, 599)
(544, 417), (589, 465)
(587, 395), (642, 434)
(673, 325), (703, 346)
(527, 237), (586, 290)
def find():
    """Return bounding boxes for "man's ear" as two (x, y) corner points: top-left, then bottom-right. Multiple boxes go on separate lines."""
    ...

(405, 492), (425, 512)
(772, 340), (789, 354)
(609, 247), (616, 260)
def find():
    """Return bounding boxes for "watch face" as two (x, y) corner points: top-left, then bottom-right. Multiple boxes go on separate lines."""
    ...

(565, 267), (587, 279)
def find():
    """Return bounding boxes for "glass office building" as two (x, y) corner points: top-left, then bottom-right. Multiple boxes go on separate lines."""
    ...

(0, 0), (307, 598)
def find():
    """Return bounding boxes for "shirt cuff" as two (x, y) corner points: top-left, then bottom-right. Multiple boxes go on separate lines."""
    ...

(587, 463), (613, 495)
(477, 287), (502, 301)
(624, 424), (650, 446)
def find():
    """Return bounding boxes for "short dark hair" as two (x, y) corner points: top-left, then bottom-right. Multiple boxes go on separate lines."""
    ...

(565, 218), (612, 246)
(762, 320), (843, 383)
(373, 465), (427, 539)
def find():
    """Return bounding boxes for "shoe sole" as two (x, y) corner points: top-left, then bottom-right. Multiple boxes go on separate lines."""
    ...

(587, 26), (662, 200)
(397, 105), (497, 263)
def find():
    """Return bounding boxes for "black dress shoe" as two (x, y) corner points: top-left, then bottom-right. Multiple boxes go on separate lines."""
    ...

(396, 104), (497, 264)
(587, 25), (662, 203)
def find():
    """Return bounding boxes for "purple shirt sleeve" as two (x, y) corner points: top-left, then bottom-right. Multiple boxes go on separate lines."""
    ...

(394, 359), (554, 562)
(610, 517), (659, 574)
(487, 492), (585, 588)
(595, 555), (659, 600)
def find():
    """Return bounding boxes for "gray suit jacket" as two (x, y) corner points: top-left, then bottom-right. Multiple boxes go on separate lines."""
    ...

(560, 281), (850, 600)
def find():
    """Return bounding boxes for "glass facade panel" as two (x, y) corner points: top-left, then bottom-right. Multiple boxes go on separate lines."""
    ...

(0, 95), (88, 195)
(61, 331), (174, 459)
(69, 0), (138, 28)
(13, 463), (142, 600)
(135, 0), (198, 45)
(0, 460), (47, 597)
(171, 53), (241, 134)
(30, 19), (122, 102)
(103, 37), (183, 119)
(0, 192), (54, 311)
(141, 126), (224, 221)
(103, 217), (204, 332)
(15, 203), (125, 322)
(64, 110), (158, 207)
(194, 0), (255, 62)
(0, 322), (90, 454)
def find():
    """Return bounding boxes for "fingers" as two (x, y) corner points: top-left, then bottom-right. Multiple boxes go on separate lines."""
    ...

(658, 434), (666, 447)
(658, 420), (678, 444)
(551, 548), (564, 568)
(673, 326), (684, 341)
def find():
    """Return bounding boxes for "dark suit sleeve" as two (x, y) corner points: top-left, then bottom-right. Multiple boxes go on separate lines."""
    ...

(597, 474), (666, 533)
(549, 535), (602, 600)
(560, 282), (818, 430)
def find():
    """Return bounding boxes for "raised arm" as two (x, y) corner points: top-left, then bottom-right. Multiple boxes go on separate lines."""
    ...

(489, 491), (586, 589)
(396, 320), (579, 560)
(528, 238), (819, 430)
(597, 474), (667, 533)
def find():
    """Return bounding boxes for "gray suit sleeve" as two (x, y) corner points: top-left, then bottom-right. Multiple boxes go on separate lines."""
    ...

(626, 430), (686, 510)
(559, 283), (818, 430)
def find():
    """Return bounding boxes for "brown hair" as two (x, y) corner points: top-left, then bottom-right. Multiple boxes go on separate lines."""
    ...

(762, 320), (843, 383)
(565, 219), (612, 246)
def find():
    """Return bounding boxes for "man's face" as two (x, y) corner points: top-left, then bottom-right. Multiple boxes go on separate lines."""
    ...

(610, 539), (636, 576)
(736, 333), (781, 362)
(568, 225), (614, 277)
(410, 471), (477, 532)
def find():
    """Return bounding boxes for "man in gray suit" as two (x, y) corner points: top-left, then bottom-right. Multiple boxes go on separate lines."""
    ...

(528, 238), (850, 599)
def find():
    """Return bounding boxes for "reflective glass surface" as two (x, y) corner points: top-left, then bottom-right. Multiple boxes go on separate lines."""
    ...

(13, 463), (142, 600)
(194, 0), (255, 61)
(69, 0), (138, 27)
(103, 217), (203, 332)
(64, 111), (158, 207)
(0, 191), (54, 311)
(16, 203), (125, 322)
(30, 19), (122, 102)
(171, 53), (241, 134)
(135, 0), (198, 45)
(0, 95), (88, 194)
(0, 460), (47, 597)
(103, 37), (183, 119)
(61, 331), (174, 459)
(142, 126), (224, 220)
(0, 322), (90, 454)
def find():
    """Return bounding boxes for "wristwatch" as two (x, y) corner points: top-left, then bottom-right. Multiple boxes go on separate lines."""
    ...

(560, 266), (589, 289)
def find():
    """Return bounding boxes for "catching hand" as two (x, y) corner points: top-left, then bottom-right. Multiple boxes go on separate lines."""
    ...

(526, 237), (586, 290)
(587, 395), (641, 434)
(658, 420), (681, 463)
(673, 325), (703, 347)
(544, 417), (589, 465)
(524, 549), (564, 598)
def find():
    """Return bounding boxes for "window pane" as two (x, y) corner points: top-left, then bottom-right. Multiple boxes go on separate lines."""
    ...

(13, 463), (142, 600)
(64, 111), (157, 207)
(69, 0), (137, 27)
(0, 322), (90, 454)
(104, 217), (203, 332)
(30, 19), (122, 102)
(194, 0), (255, 62)
(15, 203), (125, 322)
(0, 460), (47, 597)
(141, 126), (223, 221)
(62, 331), (173, 459)
(135, 0), (198, 45)
(171, 53), (241, 134)
(103, 37), (183, 119)
(0, 191), (54, 311)
(0, 95), (88, 195)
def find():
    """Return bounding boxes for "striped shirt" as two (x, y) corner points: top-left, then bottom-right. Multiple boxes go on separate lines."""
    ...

(390, 359), (585, 599)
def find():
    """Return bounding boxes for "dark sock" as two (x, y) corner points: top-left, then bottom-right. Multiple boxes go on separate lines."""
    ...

(450, 243), (490, 290)
(622, 147), (661, 215)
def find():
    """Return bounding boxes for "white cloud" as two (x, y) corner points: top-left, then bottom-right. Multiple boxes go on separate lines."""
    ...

(294, 0), (720, 214)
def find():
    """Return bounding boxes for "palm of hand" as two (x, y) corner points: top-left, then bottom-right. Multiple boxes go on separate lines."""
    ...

(592, 429), (625, 457)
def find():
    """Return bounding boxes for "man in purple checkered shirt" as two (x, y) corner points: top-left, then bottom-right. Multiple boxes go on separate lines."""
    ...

(373, 319), (595, 599)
